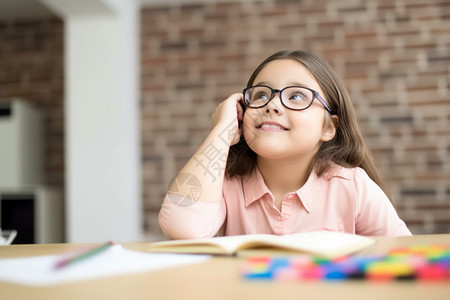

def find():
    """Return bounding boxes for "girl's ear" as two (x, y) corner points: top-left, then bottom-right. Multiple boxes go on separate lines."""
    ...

(321, 115), (338, 142)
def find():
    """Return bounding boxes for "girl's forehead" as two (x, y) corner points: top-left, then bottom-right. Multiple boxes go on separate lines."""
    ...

(253, 59), (320, 89)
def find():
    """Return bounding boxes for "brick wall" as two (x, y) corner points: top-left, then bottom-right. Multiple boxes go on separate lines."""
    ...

(1, 0), (448, 237)
(141, 0), (450, 235)
(0, 18), (64, 185)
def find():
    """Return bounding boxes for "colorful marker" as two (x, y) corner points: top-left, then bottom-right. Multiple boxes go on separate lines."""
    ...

(242, 244), (450, 282)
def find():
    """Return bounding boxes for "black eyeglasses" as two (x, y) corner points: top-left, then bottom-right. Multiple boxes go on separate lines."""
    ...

(243, 85), (336, 115)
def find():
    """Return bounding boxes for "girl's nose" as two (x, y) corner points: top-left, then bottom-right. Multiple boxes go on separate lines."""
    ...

(265, 93), (283, 114)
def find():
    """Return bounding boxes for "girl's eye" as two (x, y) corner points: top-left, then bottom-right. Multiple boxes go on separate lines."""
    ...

(253, 92), (269, 100)
(290, 93), (308, 101)
(284, 87), (313, 102)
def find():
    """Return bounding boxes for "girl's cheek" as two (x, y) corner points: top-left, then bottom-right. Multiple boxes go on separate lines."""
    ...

(242, 112), (251, 130)
(242, 113), (260, 146)
(243, 109), (263, 126)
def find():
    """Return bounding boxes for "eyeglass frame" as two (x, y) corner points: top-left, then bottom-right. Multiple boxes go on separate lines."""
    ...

(242, 85), (337, 115)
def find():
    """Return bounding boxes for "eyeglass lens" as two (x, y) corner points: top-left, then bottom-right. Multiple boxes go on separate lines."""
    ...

(244, 86), (315, 110)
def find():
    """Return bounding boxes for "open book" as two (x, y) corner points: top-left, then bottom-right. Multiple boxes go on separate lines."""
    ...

(148, 231), (376, 259)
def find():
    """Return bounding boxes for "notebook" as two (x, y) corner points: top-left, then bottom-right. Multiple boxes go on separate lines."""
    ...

(148, 231), (376, 259)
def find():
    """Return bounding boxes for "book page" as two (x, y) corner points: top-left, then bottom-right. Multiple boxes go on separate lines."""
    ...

(149, 231), (375, 258)
(149, 234), (266, 254)
(237, 231), (376, 258)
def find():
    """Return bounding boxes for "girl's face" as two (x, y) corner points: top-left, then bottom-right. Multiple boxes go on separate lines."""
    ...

(243, 59), (336, 162)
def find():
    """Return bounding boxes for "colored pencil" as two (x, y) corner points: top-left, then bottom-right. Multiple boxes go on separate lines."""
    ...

(54, 241), (114, 270)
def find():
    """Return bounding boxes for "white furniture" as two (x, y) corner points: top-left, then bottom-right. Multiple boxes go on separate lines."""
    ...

(0, 99), (64, 243)
(0, 99), (43, 187)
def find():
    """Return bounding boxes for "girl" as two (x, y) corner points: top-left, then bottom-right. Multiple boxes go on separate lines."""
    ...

(159, 50), (411, 239)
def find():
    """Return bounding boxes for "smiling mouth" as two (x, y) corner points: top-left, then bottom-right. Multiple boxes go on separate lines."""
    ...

(257, 123), (288, 131)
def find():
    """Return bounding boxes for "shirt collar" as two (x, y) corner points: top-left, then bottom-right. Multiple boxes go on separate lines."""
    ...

(243, 168), (271, 208)
(242, 164), (353, 212)
(295, 170), (321, 213)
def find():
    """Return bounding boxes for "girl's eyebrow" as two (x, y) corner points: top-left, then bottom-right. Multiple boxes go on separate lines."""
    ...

(254, 81), (311, 88)
(254, 81), (270, 86)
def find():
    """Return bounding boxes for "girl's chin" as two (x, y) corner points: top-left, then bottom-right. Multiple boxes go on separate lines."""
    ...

(245, 136), (287, 148)
(248, 145), (289, 159)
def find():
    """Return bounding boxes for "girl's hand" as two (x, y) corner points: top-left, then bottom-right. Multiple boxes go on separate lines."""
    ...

(211, 93), (244, 146)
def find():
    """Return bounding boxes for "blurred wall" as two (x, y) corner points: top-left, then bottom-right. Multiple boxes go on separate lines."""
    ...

(0, 18), (64, 185)
(141, 0), (450, 235)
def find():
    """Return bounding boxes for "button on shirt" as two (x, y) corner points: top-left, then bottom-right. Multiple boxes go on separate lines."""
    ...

(159, 165), (412, 239)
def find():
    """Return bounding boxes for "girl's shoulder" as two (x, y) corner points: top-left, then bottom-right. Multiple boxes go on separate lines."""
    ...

(322, 163), (370, 182)
(321, 164), (382, 195)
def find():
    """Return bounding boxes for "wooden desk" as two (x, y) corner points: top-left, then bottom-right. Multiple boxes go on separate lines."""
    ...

(0, 234), (449, 300)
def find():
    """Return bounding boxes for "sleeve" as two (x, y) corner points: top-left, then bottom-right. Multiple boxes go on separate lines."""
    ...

(354, 168), (412, 236)
(158, 195), (227, 240)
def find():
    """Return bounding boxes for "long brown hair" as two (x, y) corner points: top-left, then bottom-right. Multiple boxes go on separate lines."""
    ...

(226, 50), (394, 204)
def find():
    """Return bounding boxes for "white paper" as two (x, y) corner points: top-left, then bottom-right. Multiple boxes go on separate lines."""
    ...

(0, 245), (209, 286)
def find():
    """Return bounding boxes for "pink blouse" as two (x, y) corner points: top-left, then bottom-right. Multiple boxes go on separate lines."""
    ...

(159, 165), (411, 239)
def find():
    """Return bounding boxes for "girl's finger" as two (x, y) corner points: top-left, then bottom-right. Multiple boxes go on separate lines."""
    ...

(236, 98), (244, 122)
